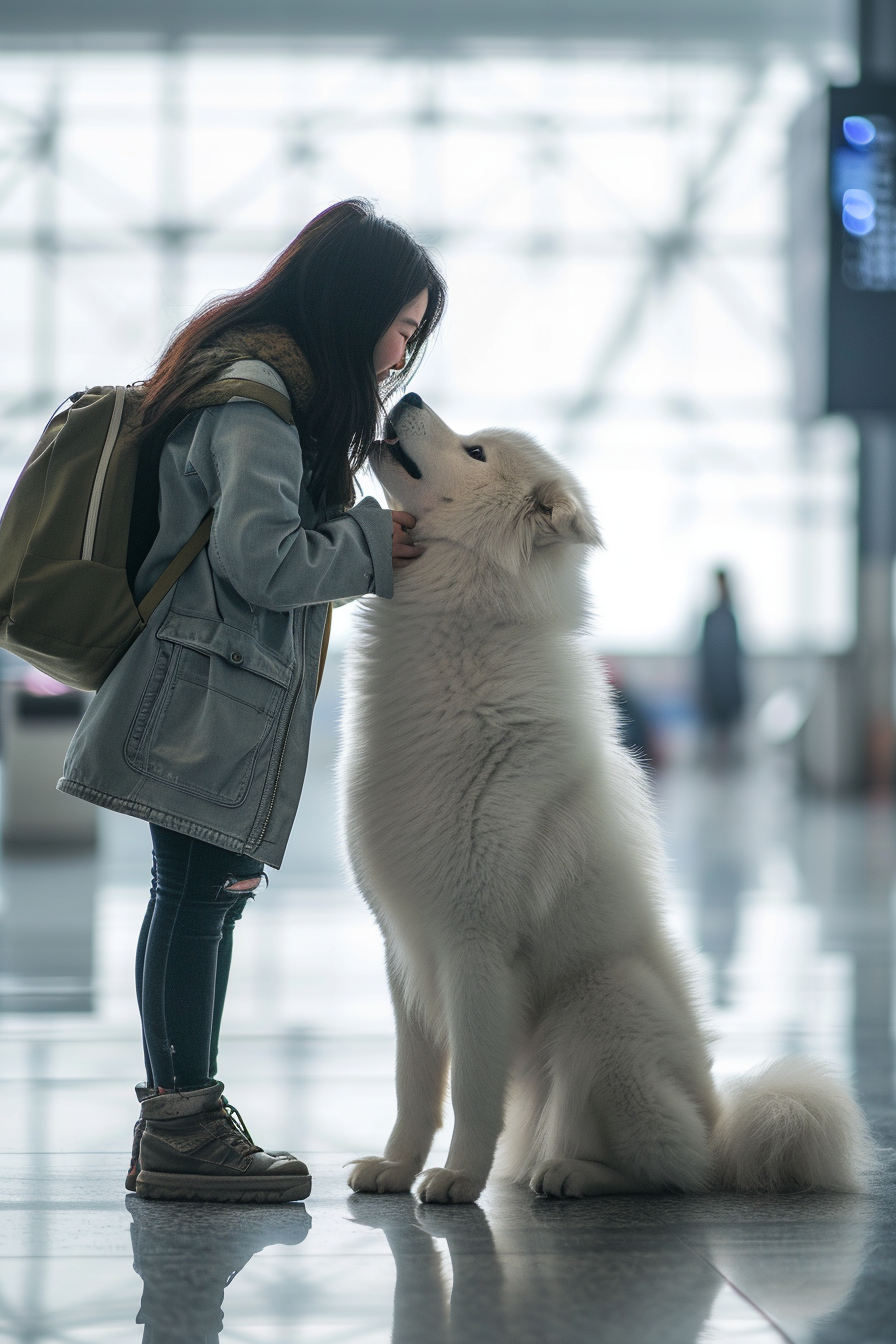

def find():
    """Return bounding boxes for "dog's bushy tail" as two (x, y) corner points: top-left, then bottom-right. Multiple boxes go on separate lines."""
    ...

(712, 1057), (875, 1194)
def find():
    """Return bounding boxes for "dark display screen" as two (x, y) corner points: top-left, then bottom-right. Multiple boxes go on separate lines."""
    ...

(828, 83), (896, 412)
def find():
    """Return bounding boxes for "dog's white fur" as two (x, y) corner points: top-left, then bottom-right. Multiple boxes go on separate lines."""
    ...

(341, 398), (873, 1205)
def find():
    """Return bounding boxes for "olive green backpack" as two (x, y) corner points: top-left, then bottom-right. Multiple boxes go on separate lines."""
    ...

(0, 375), (294, 691)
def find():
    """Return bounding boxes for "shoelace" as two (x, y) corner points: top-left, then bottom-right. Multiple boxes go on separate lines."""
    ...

(219, 1100), (262, 1154)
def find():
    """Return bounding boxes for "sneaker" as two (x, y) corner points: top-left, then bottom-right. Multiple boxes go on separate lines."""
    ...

(135, 1083), (311, 1203)
(125, 1086), (297, 1192)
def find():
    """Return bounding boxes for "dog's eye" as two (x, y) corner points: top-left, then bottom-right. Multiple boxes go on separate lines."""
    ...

(465, 445), (486, 462)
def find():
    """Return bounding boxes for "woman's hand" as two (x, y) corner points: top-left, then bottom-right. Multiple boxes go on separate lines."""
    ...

(392, 511), (423, 569)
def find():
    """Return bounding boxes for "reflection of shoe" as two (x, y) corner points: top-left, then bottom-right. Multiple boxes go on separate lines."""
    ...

(135, 1083), (311, 1203)
(128, 1193), (311, 1342)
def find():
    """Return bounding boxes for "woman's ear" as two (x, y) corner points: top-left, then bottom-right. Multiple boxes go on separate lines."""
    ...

(524, 479), (603, 550)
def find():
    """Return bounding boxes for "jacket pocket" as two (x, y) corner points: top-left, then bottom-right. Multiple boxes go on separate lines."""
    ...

(125, 612), (291, 806)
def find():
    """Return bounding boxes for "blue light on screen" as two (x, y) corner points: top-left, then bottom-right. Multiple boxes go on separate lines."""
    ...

(842, 186), (877, 235)
(843, 187), (876, 219)
(843, 115), (877, 147)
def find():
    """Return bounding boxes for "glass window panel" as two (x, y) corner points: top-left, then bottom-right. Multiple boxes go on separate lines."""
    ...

(0, 48), (854, 652)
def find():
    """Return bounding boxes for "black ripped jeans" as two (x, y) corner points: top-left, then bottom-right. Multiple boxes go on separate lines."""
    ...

(136, 824), (265, 1092)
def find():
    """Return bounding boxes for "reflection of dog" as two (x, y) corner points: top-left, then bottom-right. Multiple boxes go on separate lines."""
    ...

(349, 1192), (722, 1344)
(343, 395), (873, 1205)
(349, 1186), (872, 1344)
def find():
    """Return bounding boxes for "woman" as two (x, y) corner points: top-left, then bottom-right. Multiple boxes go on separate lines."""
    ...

(59, 199), (446, 1203)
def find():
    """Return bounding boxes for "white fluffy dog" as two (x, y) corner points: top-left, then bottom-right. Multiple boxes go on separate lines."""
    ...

(342, 394), (872, 1205)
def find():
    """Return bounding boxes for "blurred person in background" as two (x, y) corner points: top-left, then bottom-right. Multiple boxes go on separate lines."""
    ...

(698, 568), (745, 769)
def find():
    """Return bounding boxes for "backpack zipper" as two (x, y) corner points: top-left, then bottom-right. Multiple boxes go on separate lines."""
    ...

(81, 385), (127, 561)
(254, 609), (307, 848)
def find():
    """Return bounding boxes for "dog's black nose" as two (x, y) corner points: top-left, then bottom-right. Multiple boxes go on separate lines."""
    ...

(398, 392), (423, 409)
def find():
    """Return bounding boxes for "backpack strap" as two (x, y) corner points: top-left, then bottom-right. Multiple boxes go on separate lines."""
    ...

(184, 378), (295, 425)
(137, 511), (213, 624)
(140, 526), (332, 698)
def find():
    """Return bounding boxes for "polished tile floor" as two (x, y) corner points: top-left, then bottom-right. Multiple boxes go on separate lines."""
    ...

(1, 708), (895, 1342)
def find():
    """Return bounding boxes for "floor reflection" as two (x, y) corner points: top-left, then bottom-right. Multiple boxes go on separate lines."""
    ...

(797, 799), (896, 1110)
(0, 749), (895, 1342)
(659, 763), (896, 1112)
(127, 1198), (311, 1342)
(694, 783), (749, 1008)
(348, 1193), (721, 1344)
(347, 1183), (875, 1344)
(689, 1192), (877, 1341)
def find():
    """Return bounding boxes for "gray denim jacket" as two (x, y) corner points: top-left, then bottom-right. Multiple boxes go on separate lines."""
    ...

(58, 360), (393, 867)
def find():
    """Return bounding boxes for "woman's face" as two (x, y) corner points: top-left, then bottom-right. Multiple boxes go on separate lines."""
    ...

(373, 289), (429, 382)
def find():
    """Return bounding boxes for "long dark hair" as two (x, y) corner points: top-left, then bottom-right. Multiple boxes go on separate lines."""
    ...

(140, 199), (446, 510)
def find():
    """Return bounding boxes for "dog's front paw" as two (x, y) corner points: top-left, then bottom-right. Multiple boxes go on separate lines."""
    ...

(417, 1167), (483, 1204)
(347, 1156), (418, 1193)
(530, 1159), (592, 1198)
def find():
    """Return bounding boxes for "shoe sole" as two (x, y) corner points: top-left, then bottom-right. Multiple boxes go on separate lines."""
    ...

(135, 1171), (311, 1203)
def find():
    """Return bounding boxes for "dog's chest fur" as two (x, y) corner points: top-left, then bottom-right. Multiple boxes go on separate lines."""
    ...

(340, 592), (617, 946)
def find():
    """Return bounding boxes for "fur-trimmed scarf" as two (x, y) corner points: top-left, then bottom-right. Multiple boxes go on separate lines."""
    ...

(178, 323), (314, 417)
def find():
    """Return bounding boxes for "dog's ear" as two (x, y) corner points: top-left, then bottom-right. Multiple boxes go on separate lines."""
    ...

(525, 479), (603, 550)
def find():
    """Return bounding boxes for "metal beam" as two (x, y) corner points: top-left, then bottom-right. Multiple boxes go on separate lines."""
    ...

(0, 0), (853, 50)
(558, 63), (771, 449)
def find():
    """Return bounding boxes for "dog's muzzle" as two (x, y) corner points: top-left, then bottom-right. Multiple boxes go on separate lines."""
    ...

(379, 417), (422, 480)
(380, 393), (424, 479)
(385, 439), (422, 480)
